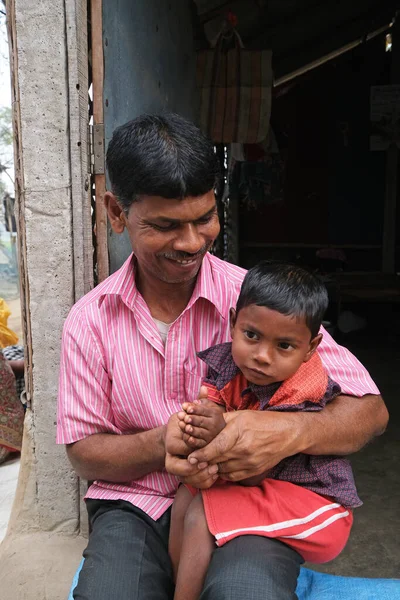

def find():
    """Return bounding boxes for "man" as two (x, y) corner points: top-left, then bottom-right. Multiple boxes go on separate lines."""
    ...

(57, 113), (388, 600)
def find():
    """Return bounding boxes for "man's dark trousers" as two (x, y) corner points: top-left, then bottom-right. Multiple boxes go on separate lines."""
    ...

(73, 499), (303, 600)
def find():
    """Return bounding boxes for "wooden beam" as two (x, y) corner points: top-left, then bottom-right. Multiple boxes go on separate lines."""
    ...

(247, 0), (397, 51)
(382, 144), (398, 274)
(275, 24), (391, 87)
(6, 0), (33, 401)
(382, 14), (400, 274)
(65, 0), (94, 298)
(91, 0), (109, 282)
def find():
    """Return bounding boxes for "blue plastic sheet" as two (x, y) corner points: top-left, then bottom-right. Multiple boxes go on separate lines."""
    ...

(68, 560), (400, 600)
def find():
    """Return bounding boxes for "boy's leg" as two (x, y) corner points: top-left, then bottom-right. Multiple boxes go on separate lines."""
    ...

(178, 397), (226, 449)
(174, 493), (216, 600)
(169, 485), (195, 581)
(73, 499), (174, 600)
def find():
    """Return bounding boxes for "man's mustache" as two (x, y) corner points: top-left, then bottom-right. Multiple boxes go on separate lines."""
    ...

(159, 243), (211, 261)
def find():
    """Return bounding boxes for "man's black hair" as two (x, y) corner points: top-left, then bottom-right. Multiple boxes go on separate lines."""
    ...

(236, 261), (328, 338)
(106, 113), (220, 212)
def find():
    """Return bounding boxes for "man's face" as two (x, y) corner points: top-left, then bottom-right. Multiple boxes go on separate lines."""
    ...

(106, 190), (220, 285)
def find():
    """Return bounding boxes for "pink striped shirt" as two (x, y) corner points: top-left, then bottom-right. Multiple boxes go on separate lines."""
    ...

(57, 253), (380, 519)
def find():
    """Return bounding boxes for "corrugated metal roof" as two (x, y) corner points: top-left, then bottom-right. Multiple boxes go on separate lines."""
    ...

(193, 0), (397, 79)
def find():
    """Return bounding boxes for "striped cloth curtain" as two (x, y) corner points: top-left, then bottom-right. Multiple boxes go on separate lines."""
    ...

(197, 32), (272, 144)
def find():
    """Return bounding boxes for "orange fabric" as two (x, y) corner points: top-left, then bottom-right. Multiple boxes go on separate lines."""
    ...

(204, 376), (259, 411)
(268, 352), (328, 407)
(203, 383), (223, 405)
(204, 352), (327, 410)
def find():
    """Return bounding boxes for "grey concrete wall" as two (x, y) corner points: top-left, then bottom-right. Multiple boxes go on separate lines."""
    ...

(103, 0), (198, 272)
(0, 0), (91, 593)
(5, 0), (90, 535)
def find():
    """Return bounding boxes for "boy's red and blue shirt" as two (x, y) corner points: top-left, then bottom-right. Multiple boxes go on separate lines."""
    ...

(198, 342), (362, 508)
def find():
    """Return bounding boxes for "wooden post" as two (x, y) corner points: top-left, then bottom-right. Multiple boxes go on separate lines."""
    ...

(382, 144), (398, 273)
(6, 0), (33, 399)
(91, 0), (109, 282)
(382, 15), (400, 274)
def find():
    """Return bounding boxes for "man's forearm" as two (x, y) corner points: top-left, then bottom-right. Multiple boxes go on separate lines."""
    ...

(297, 394), (388, 456)
(66, 426), (166, 482)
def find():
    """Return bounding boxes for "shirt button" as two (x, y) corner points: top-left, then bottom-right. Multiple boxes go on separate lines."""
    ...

(170, 393), (177, 401)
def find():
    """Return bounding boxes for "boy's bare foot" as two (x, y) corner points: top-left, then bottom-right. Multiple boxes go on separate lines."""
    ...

(178, 386), (226, 448)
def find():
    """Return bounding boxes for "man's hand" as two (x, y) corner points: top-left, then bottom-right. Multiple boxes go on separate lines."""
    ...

(165, 411), (219, 489)
(165, 451), (219, 489)
(165, 412), (193, 457)
(186, 410), (299, 482)
(186, 394), (389, 482)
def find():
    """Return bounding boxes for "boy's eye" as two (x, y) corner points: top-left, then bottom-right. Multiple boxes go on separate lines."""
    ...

(278, 342), (293, 350)
(244, 330), (259, 340)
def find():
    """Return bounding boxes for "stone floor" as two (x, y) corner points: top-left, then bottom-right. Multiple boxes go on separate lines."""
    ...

(311, 303), (400, 578)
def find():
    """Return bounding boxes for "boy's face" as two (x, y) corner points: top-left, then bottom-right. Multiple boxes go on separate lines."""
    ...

(230, 304), (322, 386)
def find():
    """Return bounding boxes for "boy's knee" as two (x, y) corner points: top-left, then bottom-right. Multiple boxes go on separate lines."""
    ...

(183, 494), (207, 533)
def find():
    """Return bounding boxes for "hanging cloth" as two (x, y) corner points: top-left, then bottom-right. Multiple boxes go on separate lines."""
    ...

(0, 298), (19, 349)
(197, 29), (272, 144)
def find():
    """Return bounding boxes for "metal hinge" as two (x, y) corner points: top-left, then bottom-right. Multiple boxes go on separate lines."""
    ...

(88, 122), (105, 175)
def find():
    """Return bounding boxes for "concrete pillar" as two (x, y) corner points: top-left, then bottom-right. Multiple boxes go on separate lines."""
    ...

(0, 0), (90, 596)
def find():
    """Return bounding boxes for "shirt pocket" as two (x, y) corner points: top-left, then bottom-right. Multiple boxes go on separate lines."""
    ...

(182, 368), (203, 404)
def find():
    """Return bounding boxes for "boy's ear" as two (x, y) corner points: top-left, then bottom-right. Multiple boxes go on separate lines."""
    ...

(304, 333), (323, 362)
(229, 308), (237, 337)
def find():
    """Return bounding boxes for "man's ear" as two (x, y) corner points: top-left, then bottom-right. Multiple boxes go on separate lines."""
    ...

(104, 191), (127, 234)
(229, 307), (237, 338)
(304, 333), (323, 362)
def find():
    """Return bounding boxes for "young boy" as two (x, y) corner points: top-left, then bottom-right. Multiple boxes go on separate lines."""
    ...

(169, 261), (361, 600)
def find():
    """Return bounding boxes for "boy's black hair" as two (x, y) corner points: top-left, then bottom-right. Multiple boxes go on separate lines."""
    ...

(106, 113), (220, 212)
(236, 261), (328, 338)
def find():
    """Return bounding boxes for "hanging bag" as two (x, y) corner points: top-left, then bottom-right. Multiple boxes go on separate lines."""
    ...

(197, 28), (272, 144)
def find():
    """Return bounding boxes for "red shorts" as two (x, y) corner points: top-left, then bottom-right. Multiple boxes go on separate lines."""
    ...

(191, 479), (353, 564)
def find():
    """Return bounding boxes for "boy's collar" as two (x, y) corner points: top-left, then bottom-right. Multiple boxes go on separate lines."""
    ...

(198, 342), (282, 407)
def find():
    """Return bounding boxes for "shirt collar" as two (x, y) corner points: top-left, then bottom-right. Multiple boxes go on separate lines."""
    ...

(184, 253), (226, 319)
(198, 342), (240, 386)
(198, 342), (281, 408)
(98, 254), (138, 309)
(98, 252), (226, 319)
